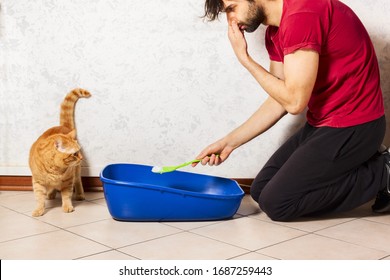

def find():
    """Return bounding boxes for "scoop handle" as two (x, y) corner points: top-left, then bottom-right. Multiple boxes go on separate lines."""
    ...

(183, 154), (220, 167)
(179, 159), (201, 168)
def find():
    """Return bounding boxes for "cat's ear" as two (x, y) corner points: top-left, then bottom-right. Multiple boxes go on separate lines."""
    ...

(67, 129), (77, 139)
(54, 138), (65, 152)
(54, 138), (73, 154)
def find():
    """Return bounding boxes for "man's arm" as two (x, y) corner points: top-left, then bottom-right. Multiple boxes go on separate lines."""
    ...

(222, 60), (287, 149)
(195, 60), (287, 166)
(228, 20), (319, 114)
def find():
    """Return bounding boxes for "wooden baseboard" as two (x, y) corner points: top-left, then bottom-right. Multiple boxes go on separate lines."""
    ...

(0, 176), (252, 194)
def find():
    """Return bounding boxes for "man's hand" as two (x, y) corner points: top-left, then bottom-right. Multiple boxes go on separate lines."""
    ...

(193, 138), (235, 167)
(228, 20), (251, 66)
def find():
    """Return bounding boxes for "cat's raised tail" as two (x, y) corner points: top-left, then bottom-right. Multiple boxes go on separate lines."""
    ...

(60, 88), (91, 130)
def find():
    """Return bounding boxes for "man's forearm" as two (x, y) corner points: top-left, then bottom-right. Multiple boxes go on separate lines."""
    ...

(225, 96), (287, 149)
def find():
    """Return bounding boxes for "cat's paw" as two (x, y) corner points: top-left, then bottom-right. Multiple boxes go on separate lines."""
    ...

(62, 204), (74, 213)
(32, 208), (45, 217)
(74, 193), (85, 201)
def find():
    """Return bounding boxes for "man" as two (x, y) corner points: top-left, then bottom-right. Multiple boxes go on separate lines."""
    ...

(194, 0), (390, 221)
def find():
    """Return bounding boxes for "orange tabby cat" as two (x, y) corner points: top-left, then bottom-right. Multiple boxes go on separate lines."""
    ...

(29, 88), (91, 217)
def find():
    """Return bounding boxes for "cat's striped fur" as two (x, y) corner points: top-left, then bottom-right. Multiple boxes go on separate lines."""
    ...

(29, 88), (91, 217)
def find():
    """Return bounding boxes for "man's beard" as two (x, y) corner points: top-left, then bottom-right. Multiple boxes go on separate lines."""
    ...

(244, 2), (266, 33)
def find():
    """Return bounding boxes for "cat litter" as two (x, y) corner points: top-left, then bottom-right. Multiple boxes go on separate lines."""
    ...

(100, 163), (245, 221)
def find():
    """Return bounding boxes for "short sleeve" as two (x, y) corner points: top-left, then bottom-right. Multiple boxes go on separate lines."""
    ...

(265, 26), (282, 62)
(281, 12), (323, 56)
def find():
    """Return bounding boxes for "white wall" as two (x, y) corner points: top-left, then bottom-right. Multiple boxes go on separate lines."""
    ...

(1, 0), (389, 178)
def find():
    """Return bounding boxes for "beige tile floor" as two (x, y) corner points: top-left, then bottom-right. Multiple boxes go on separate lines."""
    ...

(1, 190), (390, 260)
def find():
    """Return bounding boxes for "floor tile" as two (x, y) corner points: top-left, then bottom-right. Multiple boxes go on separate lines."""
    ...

(236, 195), (261, 216)
(79, 250), (137, 260)
(118, 232), (249, 260)
(0, 191), (30, 198)
(230, 252), (277, 260)
(257, 234), (387, 260)
(90, 198), (108, 206)
(249, 201), (380, 233)
(0, 207), (58, 242)
(250, 211), (355, 233)
(84, 191), (105, 201)
(0, 191), (75, 215)
(0, 205), (15, 215)
(316, 219), (390, 253)
(1, 190), (388, 260)
(191, 217), (306, 251)
(163, 220), (221, 231)
(0, 230), (110, 259)
(68, 219), (181, 248)
(0, 191), (47, 213)
(363, 214), (390, 226)
(33, 201), (111, 228)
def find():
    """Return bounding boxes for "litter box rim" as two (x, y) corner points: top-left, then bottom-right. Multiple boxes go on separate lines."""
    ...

(100, 163), (245, 200)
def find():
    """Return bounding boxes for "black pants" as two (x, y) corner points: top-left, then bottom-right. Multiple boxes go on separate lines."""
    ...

(250, 116), (386, 221)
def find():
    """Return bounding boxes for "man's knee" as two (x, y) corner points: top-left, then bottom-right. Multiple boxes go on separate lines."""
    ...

(258, 192), (295, 222)
(250, 183), (261, 202)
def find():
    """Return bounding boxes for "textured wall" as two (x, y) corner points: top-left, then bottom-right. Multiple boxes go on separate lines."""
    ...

(1, 0), (389, 178)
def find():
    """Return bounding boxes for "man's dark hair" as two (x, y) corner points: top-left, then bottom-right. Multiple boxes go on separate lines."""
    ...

(203, 0), (225, 21)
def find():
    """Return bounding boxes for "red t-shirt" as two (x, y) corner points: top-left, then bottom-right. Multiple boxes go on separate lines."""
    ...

(265, 0), (384, 127)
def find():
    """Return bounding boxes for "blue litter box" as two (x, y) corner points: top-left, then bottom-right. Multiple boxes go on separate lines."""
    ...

(100, 163), (245, 221)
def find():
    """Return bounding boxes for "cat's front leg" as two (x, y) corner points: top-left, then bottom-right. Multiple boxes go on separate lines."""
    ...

(61, 182), (75, 213)
(73, 165), (85, 201)
(32, 181), (47, 217)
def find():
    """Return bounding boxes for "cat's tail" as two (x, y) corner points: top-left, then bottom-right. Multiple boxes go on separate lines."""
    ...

(60, 88), (91, 130)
